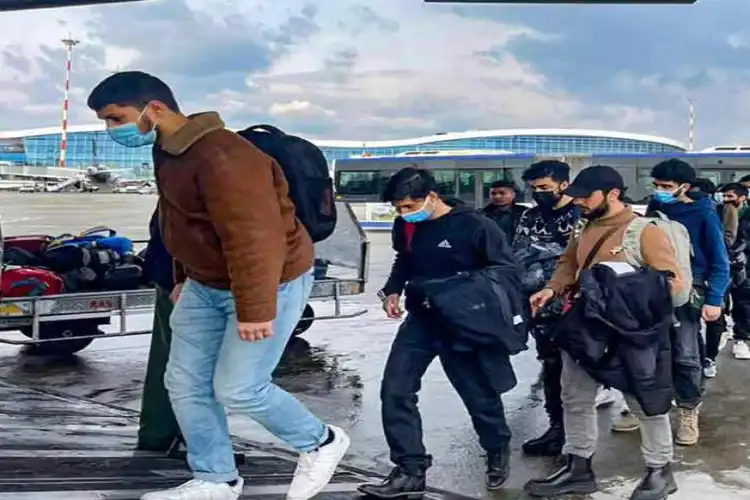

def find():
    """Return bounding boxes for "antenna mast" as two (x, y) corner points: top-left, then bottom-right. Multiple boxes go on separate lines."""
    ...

(60, 36), (80, 168)
(688, 98), (696, 152)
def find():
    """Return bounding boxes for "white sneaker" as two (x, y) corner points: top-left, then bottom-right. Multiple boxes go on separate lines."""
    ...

(733, 340), (750, 360)
(595, 387), (617, 409)
(718, 331), (730, 352)
(287, 425), (350, 500)
(703, 359), (717, 378)
(141, 478), (243, 500)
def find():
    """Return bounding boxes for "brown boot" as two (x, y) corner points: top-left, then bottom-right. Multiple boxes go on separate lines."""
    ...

(675, 407), (699, 446)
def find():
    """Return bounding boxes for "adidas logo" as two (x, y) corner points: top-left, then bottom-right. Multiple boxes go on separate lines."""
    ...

(437, 239), (452, 249)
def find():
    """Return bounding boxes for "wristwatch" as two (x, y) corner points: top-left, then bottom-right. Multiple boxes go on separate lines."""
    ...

(377, 289), (388, 303)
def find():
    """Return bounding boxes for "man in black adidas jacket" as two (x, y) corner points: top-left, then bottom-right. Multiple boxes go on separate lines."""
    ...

(358, 167), (521, 498)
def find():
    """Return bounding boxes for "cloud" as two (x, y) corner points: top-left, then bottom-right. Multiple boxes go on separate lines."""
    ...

(0, 0), (748, 147)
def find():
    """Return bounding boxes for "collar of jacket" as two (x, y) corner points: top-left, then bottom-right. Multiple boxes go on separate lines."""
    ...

(584, 206), (637, 229)
(159, 112), (225, 156)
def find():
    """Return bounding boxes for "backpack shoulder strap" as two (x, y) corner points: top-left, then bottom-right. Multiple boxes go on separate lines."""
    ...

(653, 209), (695, 258)
(653, 210), (669, 222)
(622, 216), (655, 265)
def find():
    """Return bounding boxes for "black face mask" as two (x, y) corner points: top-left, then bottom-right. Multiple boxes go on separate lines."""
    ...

(532, 191), (560, 209)
(582, 202), (609, 221)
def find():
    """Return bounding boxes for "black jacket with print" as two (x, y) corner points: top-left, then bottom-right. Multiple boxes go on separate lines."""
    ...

(512, 201), (581, 250)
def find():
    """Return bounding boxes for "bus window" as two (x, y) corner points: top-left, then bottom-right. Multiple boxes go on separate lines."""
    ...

(432, 170), (456, 197)
(481, 170), (515, 190)
(335, 171), (381, 196)
(633, 167), (654, 204)
(458, 172), (475, 194)
(730, 170), (750, 182)
(700, 171), (721, 189)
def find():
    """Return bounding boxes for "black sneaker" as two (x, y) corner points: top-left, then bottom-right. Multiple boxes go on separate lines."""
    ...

(524, 454), (597, 497)
(629, 464), (678, 500)
(358, 467), (426, 499)
(522, 423), (564, 456)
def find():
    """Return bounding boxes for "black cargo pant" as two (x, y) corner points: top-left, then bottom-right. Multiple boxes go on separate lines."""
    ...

(380, 313), (512, 475)
(137, 286), (181, 450)
(706, 292), (731, 361)
(531, 320), (564, 426)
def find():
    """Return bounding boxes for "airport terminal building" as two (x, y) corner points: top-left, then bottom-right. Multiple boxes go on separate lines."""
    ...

(0, 125), (687, 177)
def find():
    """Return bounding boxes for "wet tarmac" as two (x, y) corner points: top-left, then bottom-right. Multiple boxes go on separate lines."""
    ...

(1, 193), (749, 499)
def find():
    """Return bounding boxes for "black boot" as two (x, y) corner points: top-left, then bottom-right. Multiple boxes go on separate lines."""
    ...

(358, 467), (426, 499)
(522, 422), (564, 456)
(523, 454), (597, 497)
(629, 464), (678, 500)
(485, 446), (510, 490)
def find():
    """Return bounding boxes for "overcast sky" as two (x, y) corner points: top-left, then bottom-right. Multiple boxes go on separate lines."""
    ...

(0, 0), (747, 147)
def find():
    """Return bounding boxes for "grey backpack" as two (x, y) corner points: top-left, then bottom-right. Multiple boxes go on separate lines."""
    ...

(620, 211), (693, 307)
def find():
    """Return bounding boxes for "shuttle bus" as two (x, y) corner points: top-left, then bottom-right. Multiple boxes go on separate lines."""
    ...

(333, 151), (750, 229)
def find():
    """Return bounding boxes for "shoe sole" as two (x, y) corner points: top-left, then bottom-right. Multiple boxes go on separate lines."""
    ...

(356, 489), (425, 500)
(612, 425), (640, 433)
(674, 438), (698, 446)
(630, 484), (678, 500)
(486, 477), (509, 491)
(524, 483), (598, 497)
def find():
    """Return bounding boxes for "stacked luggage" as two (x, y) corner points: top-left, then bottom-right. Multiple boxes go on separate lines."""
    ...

(2, 226), (144, 298)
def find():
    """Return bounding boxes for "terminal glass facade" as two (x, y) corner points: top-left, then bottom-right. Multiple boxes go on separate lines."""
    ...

(0, 130), (686, 177)
(320, 135), (685, 161)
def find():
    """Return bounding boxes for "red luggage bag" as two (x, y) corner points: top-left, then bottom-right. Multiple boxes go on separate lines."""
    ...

(1, 268), (64, 297)
(4, 235), (54, 255)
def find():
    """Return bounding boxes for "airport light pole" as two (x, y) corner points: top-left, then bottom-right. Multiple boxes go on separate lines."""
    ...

(688, 98), (696, 152)
(59, 36), (80, 168)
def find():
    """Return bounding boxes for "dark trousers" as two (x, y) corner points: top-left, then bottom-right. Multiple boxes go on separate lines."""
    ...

(706, 294), (730, 361)
(380, 314), (512, 475)
(731, 285), (750, 342)
(533, 328), (563, 425)
(672, 301), (705, 410)
(137, 286), (181, 450)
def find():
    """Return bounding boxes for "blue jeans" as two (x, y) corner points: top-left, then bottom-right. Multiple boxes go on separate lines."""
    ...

(165, 270), (327, 482)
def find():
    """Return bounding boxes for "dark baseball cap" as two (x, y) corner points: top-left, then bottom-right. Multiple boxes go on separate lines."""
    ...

(563, 165), (625, 198)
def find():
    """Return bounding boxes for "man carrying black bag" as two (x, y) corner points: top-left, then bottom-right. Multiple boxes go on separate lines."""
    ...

(358, 167), (525, 498)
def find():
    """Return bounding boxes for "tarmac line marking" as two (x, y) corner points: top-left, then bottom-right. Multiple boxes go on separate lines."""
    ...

(0, 449), (274, 459)
(0, 481), (364, 499)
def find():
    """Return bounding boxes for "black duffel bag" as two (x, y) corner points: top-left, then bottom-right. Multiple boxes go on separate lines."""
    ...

(406, 264), (529, 355)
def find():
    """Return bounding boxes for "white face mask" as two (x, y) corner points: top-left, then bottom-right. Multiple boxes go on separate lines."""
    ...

(713, 192), (725, 204)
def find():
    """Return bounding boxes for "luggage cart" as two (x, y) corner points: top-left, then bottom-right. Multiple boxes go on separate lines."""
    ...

(0, 202), (369, 356)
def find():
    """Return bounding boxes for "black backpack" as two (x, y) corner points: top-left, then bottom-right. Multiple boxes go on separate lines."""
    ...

(237, 124), (337, 243)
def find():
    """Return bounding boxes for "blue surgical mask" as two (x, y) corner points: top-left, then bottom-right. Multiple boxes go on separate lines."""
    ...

(653, 190), (678, 204)
(107, 108), (156, 148)
(401, 200), (433, 223)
